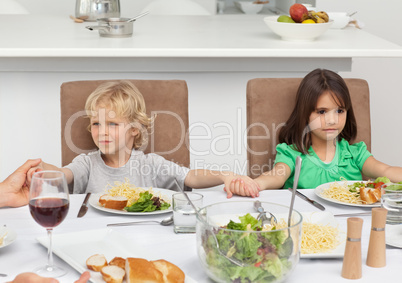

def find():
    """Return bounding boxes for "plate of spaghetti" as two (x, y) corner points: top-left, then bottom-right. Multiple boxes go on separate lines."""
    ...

(88, 179), (175, 215)
(314, 180), (381, 207)
(300, 211), (345, 258)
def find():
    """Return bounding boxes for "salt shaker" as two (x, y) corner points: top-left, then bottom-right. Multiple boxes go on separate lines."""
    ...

(366, 207), (387, 267)
(341, 217), (363, 279)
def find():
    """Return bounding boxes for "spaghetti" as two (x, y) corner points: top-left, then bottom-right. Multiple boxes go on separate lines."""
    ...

(301, 222), (340, 254)
(105, 178), (168, 206)
(321, 182), (363, 204)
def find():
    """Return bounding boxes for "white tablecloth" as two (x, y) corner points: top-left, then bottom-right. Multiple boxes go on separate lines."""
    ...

(1, 189), (401, 282)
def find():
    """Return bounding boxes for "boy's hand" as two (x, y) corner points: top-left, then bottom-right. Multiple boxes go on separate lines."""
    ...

(26, 163), (44, 187)
(223, 176), (260, 198)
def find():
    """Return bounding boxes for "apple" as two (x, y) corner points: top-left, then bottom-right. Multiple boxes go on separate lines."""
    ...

(289, 3), (308, 23)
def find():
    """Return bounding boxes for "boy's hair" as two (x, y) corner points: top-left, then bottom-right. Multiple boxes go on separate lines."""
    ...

(278, 68), (357, 154)
(85, 80), (151, 150)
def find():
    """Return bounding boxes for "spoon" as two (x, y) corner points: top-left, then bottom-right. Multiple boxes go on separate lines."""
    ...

(126, 11), (149, 23)
(106, 215), (173, 227)
(281, 156), (302, 257)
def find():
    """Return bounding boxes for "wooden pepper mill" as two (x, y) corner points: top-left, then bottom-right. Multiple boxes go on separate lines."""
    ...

(341, 217), (363, 279)
(366, 207), (388, 267)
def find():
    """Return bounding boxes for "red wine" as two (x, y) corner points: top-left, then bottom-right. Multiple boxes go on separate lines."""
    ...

(29, 198), (69, 228)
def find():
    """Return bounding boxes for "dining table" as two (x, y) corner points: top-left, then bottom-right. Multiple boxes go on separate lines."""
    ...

(1, 188), (401, 283)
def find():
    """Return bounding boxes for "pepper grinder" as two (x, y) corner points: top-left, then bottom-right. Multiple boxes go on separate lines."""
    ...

(341, 217), (363, 279)
(366, 207), (387, 267)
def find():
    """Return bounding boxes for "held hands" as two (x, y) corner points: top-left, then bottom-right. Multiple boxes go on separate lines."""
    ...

(223, 175), (261, 198)
(26, 161), (45, 186)
(0, 159), (41, 208)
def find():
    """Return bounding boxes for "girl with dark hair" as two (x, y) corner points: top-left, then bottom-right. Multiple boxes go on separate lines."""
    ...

(227, 68), (402, 197)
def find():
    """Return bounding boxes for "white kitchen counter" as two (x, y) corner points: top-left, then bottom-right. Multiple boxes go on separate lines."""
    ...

(1, 14), (402, 181)
(1, 14), (401, 58)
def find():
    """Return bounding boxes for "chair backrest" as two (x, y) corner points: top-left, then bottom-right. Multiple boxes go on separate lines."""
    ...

(60, 79), (190, 168)
(246, 78), (371, 179)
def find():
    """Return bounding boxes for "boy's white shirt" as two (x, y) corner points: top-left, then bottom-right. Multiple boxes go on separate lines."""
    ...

(64, 149), (190, 194)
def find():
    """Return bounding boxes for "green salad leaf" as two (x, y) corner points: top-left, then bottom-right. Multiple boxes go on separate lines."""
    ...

(384, 183), (402, 191)
(374, 177), (390, 184)
(124, 191), (171, 212)
(203, 213), (292, 283)
(348, 182), (365, 193)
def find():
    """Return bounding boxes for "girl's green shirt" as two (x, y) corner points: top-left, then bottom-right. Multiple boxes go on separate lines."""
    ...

(275, 139), (372, 190)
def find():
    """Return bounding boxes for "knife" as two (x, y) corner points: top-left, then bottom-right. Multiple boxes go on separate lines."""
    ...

(288, 188), (325, 211)
(77, 193), (91, 218)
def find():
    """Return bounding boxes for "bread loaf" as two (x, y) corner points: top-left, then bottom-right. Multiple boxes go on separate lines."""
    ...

(152, 259), (185, 283)
(86, 255), (185, 283)
(86, 254), (108, 272)
(109, 257), (126, 270)
(126, 258), (164, 283)
(101, 265), (125, 283)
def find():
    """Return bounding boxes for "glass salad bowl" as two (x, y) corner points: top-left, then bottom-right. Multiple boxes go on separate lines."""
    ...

(196, 201), (302, 283)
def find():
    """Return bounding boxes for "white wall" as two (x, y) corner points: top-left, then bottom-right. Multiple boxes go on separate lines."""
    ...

(15, 0), (216, 16)
(316, 0), (402, 168)
(1, 0), (402, 181)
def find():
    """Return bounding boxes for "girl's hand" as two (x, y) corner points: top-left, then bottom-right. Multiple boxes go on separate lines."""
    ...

(224, 177), (260, 198)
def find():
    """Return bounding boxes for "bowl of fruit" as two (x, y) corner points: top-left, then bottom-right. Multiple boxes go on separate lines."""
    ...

(196, 201), (303, 283)
(264, 3), (333, 41)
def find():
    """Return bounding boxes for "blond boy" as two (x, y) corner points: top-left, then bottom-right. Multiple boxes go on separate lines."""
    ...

(31, 81), (259, 197)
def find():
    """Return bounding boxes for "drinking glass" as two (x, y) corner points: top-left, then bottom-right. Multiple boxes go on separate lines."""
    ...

(173, 192), (203, 234)
(29, 171), (70, 277)
(381, 185), (402, 224)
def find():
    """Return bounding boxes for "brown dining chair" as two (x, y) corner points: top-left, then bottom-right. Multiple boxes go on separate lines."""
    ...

(60, 79), (190, 190)
(246, 78), (371, 179)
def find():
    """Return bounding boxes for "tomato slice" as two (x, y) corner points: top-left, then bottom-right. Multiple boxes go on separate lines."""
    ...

(374, 182), (384, 189)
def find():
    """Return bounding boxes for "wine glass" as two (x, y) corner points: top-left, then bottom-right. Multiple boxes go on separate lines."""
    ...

(29, 170), (70, 277)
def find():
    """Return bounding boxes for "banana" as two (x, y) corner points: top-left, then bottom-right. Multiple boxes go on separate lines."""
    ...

(305, 11), (317, 22)
(316, 11), (329, 22)
(315, 17), (326, 23)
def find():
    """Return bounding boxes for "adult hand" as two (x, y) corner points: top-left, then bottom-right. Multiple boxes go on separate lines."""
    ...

(10, 271), (90, 283)
(10, 272), (59, 283)
(0, 159), (41, 208)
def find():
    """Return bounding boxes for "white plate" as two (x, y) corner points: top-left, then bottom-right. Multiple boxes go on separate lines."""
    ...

(0, 226), (17, 249)
(89, 188), (175, 215)
(300, 211), (345, 258)
(386, 224), (402, 248)
(37, 228), (196, 283)
(315, 181), (380, 208)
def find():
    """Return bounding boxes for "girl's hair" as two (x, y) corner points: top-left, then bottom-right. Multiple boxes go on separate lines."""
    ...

(278, 68), (357, 153)
(85, 80), (151, 150)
